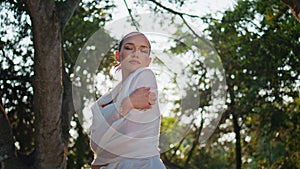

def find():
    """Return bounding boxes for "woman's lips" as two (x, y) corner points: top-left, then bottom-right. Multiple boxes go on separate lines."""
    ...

(129, 60), (140, 64)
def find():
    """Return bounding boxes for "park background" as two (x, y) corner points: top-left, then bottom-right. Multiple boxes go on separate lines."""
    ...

(0, 0), (299, 169)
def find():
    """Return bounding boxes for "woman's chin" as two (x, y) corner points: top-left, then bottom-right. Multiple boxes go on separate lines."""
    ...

(129, 66), (142, 72)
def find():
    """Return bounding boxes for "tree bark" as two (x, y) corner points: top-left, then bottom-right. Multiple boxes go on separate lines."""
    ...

(22, 0), (81, 168)
(24, 1), (64, 168)
(61, 63), (75, 145)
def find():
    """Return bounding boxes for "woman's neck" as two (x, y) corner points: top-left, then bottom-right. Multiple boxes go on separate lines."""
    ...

(122, 71), (130, 81)
(121, 67), (145, 81)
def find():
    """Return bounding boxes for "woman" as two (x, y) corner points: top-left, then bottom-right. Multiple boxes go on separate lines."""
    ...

(90, 32), (166, 169)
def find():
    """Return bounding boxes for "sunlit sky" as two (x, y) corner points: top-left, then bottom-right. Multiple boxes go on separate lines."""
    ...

(106, 0), (237, 38)
(111, 0), (237, 21)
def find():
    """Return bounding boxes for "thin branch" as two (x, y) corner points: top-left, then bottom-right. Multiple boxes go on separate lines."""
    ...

(169, 116), (197, 162)
(0, 102), (29, 169)
(61, 61), (75, 145)
(123, 0), (140, 31)
(282, 0), (300, 22)
(56, 0), (81, 31)
(180, 15), (216, 49)
(0, 103), (9, 123)
(147, 0), (217, 53)
(184, 117), (204, 167)
(148, 0), (201, 18)
(162, 153), (184, 169)
(169, 136), (186, 161)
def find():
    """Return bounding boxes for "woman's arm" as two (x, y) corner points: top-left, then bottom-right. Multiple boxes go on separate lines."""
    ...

(98, 88), (156, 123)
(119, 87), (155, 116)
(119, 69), (158, 116)
(132, 69), (158, 98)
(97, 69), (158, 122)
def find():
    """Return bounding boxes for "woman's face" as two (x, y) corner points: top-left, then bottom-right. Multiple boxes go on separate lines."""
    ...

(119, 34), (151, 73)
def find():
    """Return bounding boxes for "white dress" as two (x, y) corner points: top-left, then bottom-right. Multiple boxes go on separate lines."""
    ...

(90, 68), (166, 169)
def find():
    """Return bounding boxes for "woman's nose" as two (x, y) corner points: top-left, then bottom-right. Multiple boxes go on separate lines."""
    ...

(131, 50), (140, 58)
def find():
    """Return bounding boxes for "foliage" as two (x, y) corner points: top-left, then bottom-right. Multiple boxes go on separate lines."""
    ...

(1, 0), (300, 168)
(0, 0), (115, 168)
(205, 0), (300, 168)
(66, 116), (93, 169)
(0, 1), (34, 157)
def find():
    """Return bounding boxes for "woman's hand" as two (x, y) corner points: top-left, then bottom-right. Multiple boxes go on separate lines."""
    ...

(119, 87), (156, 117)
(130, 87), (156, 109)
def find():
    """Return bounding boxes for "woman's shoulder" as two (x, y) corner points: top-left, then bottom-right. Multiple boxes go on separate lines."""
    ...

(135, 67), (155, 78)
(130, 68), (157, 87)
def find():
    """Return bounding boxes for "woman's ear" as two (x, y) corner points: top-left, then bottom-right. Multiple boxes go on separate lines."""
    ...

(115, 50), (120, 62)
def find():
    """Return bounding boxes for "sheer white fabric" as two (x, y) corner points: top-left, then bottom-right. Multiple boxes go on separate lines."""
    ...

(90, 68), (166, 169)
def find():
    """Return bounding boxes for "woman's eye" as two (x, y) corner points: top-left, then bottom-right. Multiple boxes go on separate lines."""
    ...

(141, 49), (149, 53)
(124, 46), (133, 50)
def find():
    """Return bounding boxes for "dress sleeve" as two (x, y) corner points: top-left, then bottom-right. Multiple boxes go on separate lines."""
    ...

(95, 93), (121, 125)
(100, 104), (121, 124)
(131, 69), (158, 94)
(94, 69), (158, 124)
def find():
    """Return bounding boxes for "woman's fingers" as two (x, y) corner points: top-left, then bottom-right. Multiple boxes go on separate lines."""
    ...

(129, 87), (150, 109)
(129, 87), (156, 109)
(148, 92), (156, 105)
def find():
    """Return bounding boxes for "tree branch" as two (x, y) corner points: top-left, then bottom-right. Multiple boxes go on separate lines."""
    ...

(180, 15), (216, 48)
(162, 153), (184, 169)
(169, 136), (186, 161)
(147, 0), (217, 53)
(0, 103), (28, 169)
(61, 63), (75, 145)
(281, 0), (300, 22)
(123, 0), (140, 31)
(148, 0), (200, 18)
(184, 118), (204, 167)
(56, 0), (81, 31)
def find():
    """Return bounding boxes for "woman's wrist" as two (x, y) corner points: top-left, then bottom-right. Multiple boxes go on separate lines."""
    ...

(119, 97), (133, 117)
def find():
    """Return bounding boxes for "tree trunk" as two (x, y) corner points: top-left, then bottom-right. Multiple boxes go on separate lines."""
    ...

(21, 0), (81, 168)
(232, 112), (241, 169)
(24, 1), (65, 168)
(227, 78), (242, 169)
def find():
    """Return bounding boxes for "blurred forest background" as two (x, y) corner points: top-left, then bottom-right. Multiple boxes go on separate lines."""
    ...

(0, 0), (299, 169)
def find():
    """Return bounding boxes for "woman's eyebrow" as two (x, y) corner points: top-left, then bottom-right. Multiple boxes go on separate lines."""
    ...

(124, 42), (149, 48)
(139, 45), (150, 49)
(124, 42), (134, 46)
